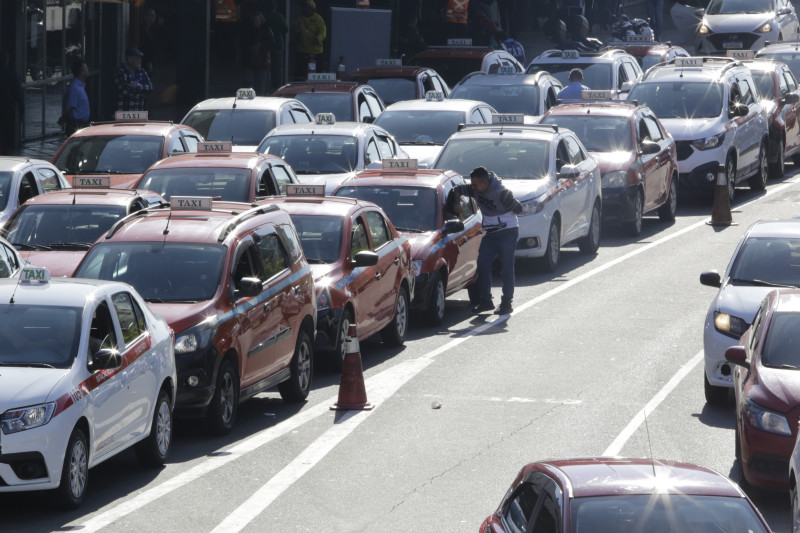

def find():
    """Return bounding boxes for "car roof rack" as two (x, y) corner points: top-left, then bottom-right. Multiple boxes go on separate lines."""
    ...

(217, 204), (280, 242)
(458, 123), (558, 133)
(104, 205), (170, 239)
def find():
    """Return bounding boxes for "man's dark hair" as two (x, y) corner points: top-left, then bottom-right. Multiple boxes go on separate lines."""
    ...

(71, 60), (85, 78)
(496, 30), (508, 41)
(568, 68), (583, 82)
(470, 166), (491, 180)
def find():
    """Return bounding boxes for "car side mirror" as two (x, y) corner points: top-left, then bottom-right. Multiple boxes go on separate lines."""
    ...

(640, 140), (661, 155)
(777, 6), (792, 15)
(730, 103), (749, 117)
(237, 276), (262, 298)
(699, 270), (721, 287)
(783, 93), (800, 104)
(352, 250), (379, 267)
(620, 81), (633, 93)
(725, 345), (750, 369)
(362, 116), (376, 124)
(443, 219), (465, 235)
(557, 164), (580, 180)
(694, 8), (704, 17)
(91, 348), (121, 370)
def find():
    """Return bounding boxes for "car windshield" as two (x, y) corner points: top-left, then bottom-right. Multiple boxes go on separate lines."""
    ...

(3, 204), (126, 250)
(75, 242), (226, 303)
(627, 82), (723, 119)
(729, 237), (800, 287)
(570, 494), (768, 533)
(0, 304), (81, 368)
(450, 85), (540, 115)
(762, 312), (800, 368)
(756, 52), (800, 78)
(541, 115), (633, 152)
(182, 109), (276, 146)
(435, 138), (550, 179)
(292, 93), (354, 122)
(0, 172), (11, 212)
(751, 71), (775, 99)
(642, 55), (664, 72)
(707, 0), (772, 14)
(260, 134), (358, 174)
(374, 110), (465, 144)
(527, 62), (613, 90)
(364, 78), (417, 106)
(53, 135), (164, 174)
(335, 186), (439, 232)
(287, 214), (343, 263)
(139, 168), (252, 201)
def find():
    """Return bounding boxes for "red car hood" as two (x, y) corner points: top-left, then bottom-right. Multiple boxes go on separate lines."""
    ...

(405, 232), (437, 261)
(751, 365), (800, 414)
(589, 151), (635, 174)
(147, 301), (218, 335)
(24, 250), (88, 277)
(65, 173), (142, 190)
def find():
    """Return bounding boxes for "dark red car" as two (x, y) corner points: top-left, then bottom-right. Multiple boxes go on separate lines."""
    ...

(345, 63), (450, 105)
(604, 42), (690, 73)
(481, 457), (771, 533)
(272, 79), (385, 123)
(727, 288), (800, 491)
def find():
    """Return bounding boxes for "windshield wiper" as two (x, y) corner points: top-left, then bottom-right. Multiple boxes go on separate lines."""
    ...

(13, 243), (52, 251)
(776, 363), (800, 370)
(730, 277), (796, 288)
(293, 170), (325, 174)
(0, 361), (56, 368)
(304, 258), (329, 264)
(401, 141), (438, 145)
(394, 226), (425, 233)
(144, 297), (167, 303)
(46, 242), (93, 249)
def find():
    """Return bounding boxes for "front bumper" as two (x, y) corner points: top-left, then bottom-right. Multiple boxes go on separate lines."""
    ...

(513, 213), (550, 259)
(696, 32), (770, 55)
(703, 314), (739, 389)
(740, 423), (793, 489)
(411, 271), (435, 310)
(314, 307), (343, 353)
(0, 413), (74, 492)
(601, 185), (638, 224)
(174, 345), (220, 417)
(678, 160), (722, 196)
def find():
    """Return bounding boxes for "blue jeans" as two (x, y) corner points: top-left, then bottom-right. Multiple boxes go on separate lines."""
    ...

(476, 227), (518, 304)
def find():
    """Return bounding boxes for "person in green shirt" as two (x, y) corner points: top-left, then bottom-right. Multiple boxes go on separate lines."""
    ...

(292, 0), (326, 80)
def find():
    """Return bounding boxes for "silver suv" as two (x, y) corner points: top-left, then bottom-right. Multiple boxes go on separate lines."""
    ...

(526, 48), (643, 96)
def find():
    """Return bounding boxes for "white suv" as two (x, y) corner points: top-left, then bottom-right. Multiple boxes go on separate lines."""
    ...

(526, 48), (643, 96)
(627, 57), (769, 201)
(696, 0), (799, 55)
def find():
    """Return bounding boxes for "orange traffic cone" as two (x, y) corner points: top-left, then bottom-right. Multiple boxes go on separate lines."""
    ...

(330, 323), (373, 411)
(708, 163), (736, 227)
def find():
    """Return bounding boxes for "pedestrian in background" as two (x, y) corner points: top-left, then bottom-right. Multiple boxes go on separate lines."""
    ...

(264, 0), (289, 90)
(241, 10), (275, 96)
(496, 30), (525, 65)
(60, 60), (90, 135)
(557, 68), (588, 100)
(0, 50), (23, 155)
(113, 47), (153, 113)
(448, 166), (522, 315)
(647, 0), (663, 41)
(293, 0), (326, 80)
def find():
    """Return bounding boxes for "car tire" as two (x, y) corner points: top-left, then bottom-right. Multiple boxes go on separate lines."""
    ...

(703, 372), (728, 405)
(54, 427), (89, 509)
(332, 309), (353, 372)
(381, 285), (408, 346)
(748, 142), (768, 191)
(207, 359), (239, 435)
(658, 176), (677, 222)
(425, 271), (446, 326)
(769, 137), (785, 180)
(627, 190), (643, 237)
(578, 201), (601, 253)
(135, 389), (173, 467)
(791, 480), (800, 532)
(725, 154), (736, 203)
(279, 329), (313, 401)
(735, 425), (761, 499)
(538, 219), (560, 272)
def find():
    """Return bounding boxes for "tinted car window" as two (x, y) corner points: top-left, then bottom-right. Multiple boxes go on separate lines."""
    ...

(758, 52), (800, 78)
(436, 138), (550, 179)
(183, 109), (276, 145)
(365, 78), (417, 106)
(627, 82), (723, 119)
(751, 71), (775, 99)
(707, 0), (772, 14)
(761, 312), (800, 368)
(0, 172), (11, 211)
(364, 210), (391, 248)
(336, 186), (439, 232)
(288, 214), (343, 263)
(528, 62), (613, 90)
(139, 168), (252, 201)
(729, 237), (798, 286)
(293, 93), (354, 122)
(53, 135), (164, 174)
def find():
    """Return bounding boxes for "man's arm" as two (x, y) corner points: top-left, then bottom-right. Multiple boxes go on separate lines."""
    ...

(500, 188), (523, 215)
(136, 70), (154, 95)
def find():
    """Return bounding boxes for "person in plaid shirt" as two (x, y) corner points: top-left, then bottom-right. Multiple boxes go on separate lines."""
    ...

(113, 47), (153, 112)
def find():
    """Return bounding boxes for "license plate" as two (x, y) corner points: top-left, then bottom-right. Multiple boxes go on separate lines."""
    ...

(723, 41), (743, 49)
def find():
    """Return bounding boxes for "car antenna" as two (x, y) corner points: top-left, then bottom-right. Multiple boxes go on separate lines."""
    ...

(162, 210), (172, 238)
(9, 249), (34, 304)
(644, 410), (656, 479)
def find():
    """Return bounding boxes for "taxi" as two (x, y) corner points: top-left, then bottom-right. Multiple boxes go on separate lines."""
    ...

(603, 39), (690, 72)
(180, 88), (313, 152)
(0, 157), (71, 225)
(755, 41), (800, 78)
(434, 116), (602, 272)
(345, 60), (451, 105)
(408, 39), (524, 87)
(272, 75), (385, 123)
(527, 48), (643, 96)
(373, 91), (496, 168)
(334, 160), (482, 324)
(267, 184), (413, 369)
(51, 111), (204, 189)
(0, 177), (164, 277)
(133, 141), (300, 201)
(72, 197), (316, 435)
(0, 267), (176, 508)
(449, 70), (563, 119)
(540, 95), (678, 235)
(258, 113), (408, 193)
(0, 235), (23, 278)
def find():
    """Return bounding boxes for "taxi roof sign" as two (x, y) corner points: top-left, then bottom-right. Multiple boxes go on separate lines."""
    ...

(447, 38), (473, 46)
(727, 49), (755, 60)
(315, 113), (336, 125)
(625, 34), (653, 42)
(20, 266), (50, 284)
(286, 184), (325, 196)
(425, 90), (445, 102)
(171, 196), (213, 210)
(114, 110), (148, 121)
(198, 141), (233, 153)
(675, 57), (703, 67)
(236, 88), (256, 100)
(582, 90), (614, 100)
(73, 176), (111, 188)
(497, 65), (516, 75)
(382, 159), (418, 170)
(562, 50), (580, 59)
(308, 72), (336, 81)
(376, 58), (402, 67)
(492, 113), (524, 124)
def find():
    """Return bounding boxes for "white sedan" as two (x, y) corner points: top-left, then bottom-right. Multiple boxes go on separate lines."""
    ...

(0, 157), (70, 224)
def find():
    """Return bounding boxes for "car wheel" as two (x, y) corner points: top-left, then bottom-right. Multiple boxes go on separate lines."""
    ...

(578, 201), (601, 253)
(381, 285), (408, 346)
(627, 190), (643, 236)
(792, 482), (800, 533)
(279, 329), (313, 401)
(769, 137), (785, 180)
(735, 425), (761, 499)
(725, 155), (736, 203)
(135, 389), (173, 466)
(207, 359), (239, 435)
(425, 271), (446, 326)
(332, 309), (353, 372)
(748, 142), (768, 191)
(658, 176), (677, 222)
(54, 427), (89, 509)
(538, 219), (560, 272)
(703, 373), (728, 405)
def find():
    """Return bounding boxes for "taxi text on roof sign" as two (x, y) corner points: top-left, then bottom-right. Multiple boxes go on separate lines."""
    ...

(171, 196), (213, 210)
(492, 113), (524, 124)
(308, 72), (336, 81)
(675, 57), (703, 67)
(562, 50), (580, 59)
(382, 159), (418, 170)
(315, 113), (336, 125)
(20, 266), (50, 284)
(447, 38), (472, 46)
(582, 90), (614, 100)
(114, 110), (148, 121)
(286, 184), (325, 196)
(198, 141), (232, 153)
(376, 58), (402, 67)
(236, 88), (256, 100)
(425, 90), (445, 102)
(727, 50), (755, 60)
(497, 65), (516, 75)
(73, 176), (111, 188)
(625, 34), (653, 42)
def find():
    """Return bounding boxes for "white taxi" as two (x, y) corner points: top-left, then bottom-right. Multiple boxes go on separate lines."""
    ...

(0, 267), (176, 508)
(0, 157), (71, 225)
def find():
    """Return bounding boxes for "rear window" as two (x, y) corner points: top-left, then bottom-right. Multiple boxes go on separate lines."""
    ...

(182, 109), (276, 146)
(750, 71), (775, 99)
(53, 135), (164, 174)
(364, 78), (417, 106)
(291, 93), (353, 122)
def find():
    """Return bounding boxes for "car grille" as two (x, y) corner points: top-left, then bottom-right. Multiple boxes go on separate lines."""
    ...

(707, 33), (760, 50)
(675, 141), (694, 161)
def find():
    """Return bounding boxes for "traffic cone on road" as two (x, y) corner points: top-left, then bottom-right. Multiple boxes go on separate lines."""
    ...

(331, 323), (373, 411)
(708, 163), (736, 227)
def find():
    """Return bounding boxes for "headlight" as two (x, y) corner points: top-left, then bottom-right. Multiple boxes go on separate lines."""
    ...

(412, 260), (423, 277)
(743, 398), (791, 435)
(601, 170), (628, 188)
(519, 195), (546, 217)
(1, 402), (56, 434)
(317, 288), (330, 309)
(699, 24), (711, 34)
(756, 22), (772, 33)
(175, 317), (219, 354)
(691, 132), (726, 151)
(714, 311), (749, 338)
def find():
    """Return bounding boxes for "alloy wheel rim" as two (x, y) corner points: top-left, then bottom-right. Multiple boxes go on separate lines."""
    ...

(396, 293), (407, 337)
(69, 439), (88, 498)
(591, 206), (600, 245)
(669, 181), (677, 215)
(434, 280), (445, 319)
(297, 340), (311, 390)
(727, 159), (735, 200)
(339, 317), (350, 363)
(156, 400), (172, 455)
(634, 194), (642, 233)
(760, 148), (768, 185)
(220, 372), (234, 423)
(793, 487), (800, 532)
(549, 224), (559, 265)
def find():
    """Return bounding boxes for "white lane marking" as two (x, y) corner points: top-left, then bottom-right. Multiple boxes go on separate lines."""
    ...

(603, 350), (704, 456)
(73, 178), (799, 531)
(419, 394), (583, 405)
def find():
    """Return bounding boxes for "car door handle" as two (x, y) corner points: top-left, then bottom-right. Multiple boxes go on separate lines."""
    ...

(264, 300), (271, 311)
(654, 156), (659, 164)
(393, 257), (399, 265)
(461, 236), (468, 245)
(292, 285), (301, 294)
(375, 272), (382, 279)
